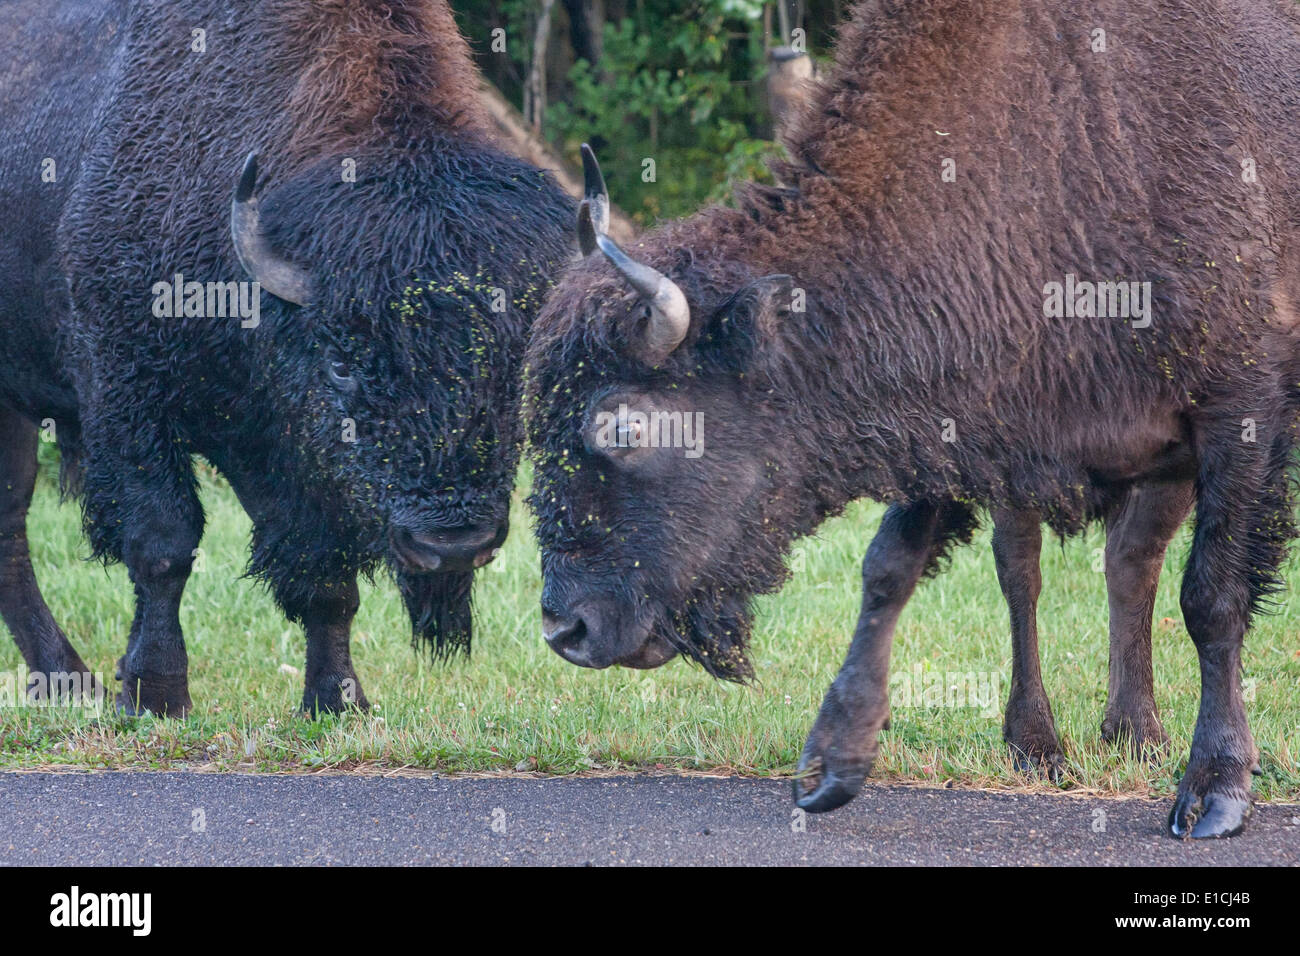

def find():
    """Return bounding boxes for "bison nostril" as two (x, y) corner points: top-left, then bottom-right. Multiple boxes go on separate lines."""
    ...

(388, 526), (443, 572)
(389, 521), (506, 572)
(542, 611), (586, 649)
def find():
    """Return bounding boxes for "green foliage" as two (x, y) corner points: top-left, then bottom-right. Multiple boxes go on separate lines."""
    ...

(453, 0), (779, 223)
(546, 0), (778, 222)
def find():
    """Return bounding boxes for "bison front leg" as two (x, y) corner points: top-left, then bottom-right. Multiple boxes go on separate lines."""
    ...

(991, 508), (1065, 778)
(288, 576), (370, 716)
(79, 410), (201, 718)
(221, 470), (369, 716)
(795, 500), (975, 812)
(1167, 411), (1288, 839)
(114, 507), (200, 717)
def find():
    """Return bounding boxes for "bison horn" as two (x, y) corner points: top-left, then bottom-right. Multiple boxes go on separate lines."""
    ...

(578, 143), (610, 253)
(594, 232), (690, 364)
(577, 144), (689, 362)
(577, 199), (600, 258)
(230, 153), (313, 307)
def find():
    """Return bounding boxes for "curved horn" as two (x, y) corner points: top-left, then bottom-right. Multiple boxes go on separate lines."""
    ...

(578, 143), (610, 249)
(594, 233), (690, 363)
(230, 153), (313, 306)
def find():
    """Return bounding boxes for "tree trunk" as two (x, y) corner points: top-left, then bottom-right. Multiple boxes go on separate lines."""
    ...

(527, 0), (557, 132)
(776, 0), (791, 43)
(561, 0), (604, 66)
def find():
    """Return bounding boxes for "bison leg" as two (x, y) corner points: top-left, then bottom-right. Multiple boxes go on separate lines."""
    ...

(85, 424), (202, 718)
(1100, 479), (1193, 756)
(1168, 413), (1290, 839)
(292, 576), (370, 717)
(221, 466), (370, 717)
(115, 525), (199, 717)
(990, 508), (1064, 778)
(0, 408), (100, 703)
(795, 499), (976, 812)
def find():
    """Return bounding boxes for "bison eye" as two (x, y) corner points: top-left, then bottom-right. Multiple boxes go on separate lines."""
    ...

(327, 359), (357, 393)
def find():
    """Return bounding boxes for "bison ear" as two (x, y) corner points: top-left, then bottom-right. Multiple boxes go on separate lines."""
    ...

(708, 274), (795, 358)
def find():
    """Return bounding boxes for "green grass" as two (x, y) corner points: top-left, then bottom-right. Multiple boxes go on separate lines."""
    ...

(1, 458), (1297, 803)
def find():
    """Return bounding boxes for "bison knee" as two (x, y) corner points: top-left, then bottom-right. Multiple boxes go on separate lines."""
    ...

(1178, 582), (1248, 653)
(122, 522), (202, 581)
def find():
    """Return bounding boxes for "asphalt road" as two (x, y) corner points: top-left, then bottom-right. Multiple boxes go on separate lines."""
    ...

(1, 771), (1297, 865)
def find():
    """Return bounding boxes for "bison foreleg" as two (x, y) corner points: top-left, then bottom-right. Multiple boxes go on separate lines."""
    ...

(794, 499), (975, 813)
(91, 428), (202, 719)
(291, 575), (369, 717)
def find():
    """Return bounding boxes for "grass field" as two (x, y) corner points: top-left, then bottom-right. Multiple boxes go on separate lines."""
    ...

(1, 455), (1297, 803)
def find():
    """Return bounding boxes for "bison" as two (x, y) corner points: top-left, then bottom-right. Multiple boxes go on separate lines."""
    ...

(0, 0), (573, 715)
(525, 0), (1300, 839)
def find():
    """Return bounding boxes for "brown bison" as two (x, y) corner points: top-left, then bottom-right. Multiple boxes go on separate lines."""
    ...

(525, 0), (1300, 839)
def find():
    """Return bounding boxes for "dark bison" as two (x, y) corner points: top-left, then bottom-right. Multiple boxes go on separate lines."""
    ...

(0, 0), (573, 715)
(525, 0), (1300, 839)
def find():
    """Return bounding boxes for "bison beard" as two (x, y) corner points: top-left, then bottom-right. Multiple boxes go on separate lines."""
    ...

(668, 591), (761, 682)
(398, 569), (475, 658)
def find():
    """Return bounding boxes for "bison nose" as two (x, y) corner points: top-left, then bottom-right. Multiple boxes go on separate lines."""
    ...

(389, 520), (507, 573)
(542, 610), (598, 668)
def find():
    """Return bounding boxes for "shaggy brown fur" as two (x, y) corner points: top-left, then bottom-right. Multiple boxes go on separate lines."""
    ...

(276, 0), (490, 161)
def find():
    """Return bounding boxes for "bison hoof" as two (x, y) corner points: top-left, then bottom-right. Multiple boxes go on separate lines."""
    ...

(302, 682), (370, 718)
(1168, 790), (1253, 840)
(1101, 712), (1170, 761)
(792, 753), (868, 814)
(1009, 745), (1066, 783)
(115, 679), (192, 719)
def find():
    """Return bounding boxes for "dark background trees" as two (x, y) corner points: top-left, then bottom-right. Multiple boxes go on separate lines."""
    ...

(451, 1), (845, 223)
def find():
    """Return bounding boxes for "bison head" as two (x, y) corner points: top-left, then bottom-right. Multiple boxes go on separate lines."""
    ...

(525, 147), (809, 680)
(230, 146), (570, 646)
